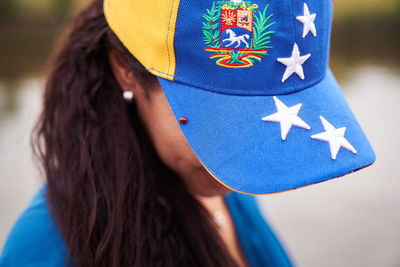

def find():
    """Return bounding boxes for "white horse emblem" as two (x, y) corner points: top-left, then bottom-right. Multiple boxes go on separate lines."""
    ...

(222, 29), (250, 48)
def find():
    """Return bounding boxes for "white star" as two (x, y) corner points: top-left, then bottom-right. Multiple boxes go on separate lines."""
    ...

(296, 3), (317, 38)
(311, 116), (357, 160)
(277, 43), (311, 83)
(262, 96), (311, 141)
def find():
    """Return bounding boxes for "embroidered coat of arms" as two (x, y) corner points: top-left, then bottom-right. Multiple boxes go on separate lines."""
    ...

(203, 0), (275, 68)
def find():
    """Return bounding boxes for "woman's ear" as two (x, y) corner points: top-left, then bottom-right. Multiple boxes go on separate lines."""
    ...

(108, 49), (140, 94)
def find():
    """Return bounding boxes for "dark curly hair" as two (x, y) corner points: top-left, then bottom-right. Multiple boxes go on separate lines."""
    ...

(32, 0), (239, 266)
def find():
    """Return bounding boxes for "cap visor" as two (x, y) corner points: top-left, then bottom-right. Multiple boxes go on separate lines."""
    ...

(158, 70), (375, 194)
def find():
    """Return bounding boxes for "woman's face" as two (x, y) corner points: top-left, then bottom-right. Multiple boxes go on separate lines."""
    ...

(136, 87), (231, 197)
(109, 51), (230, 198)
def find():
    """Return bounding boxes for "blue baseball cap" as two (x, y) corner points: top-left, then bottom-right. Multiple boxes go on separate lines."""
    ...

(105, 0), (376, 194)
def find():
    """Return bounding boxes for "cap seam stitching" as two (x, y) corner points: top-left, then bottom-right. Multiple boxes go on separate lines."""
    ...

(288, 0), (297, 42)
(160, 70), (327, 97)
(147, 67), (174, 77)
(166, 0), (177, 75)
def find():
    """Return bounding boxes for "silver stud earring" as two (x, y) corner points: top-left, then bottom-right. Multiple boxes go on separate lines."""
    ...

(123, 91), (134, 102)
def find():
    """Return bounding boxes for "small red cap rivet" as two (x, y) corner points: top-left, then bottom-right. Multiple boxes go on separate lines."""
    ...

(179, 116), (188, 124)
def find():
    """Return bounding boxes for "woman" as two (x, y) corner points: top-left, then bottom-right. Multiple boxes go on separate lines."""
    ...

(0, 0), (374, 266)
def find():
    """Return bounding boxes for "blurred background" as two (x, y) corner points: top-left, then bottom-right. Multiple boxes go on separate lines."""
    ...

(0, 0), (399, 266)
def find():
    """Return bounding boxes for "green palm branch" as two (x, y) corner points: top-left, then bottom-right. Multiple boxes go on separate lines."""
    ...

(253, 5), (275, 50)
(203, 2), (221, 48)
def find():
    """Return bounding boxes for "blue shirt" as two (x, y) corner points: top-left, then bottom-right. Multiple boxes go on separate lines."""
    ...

(0, 186), (293, 267)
